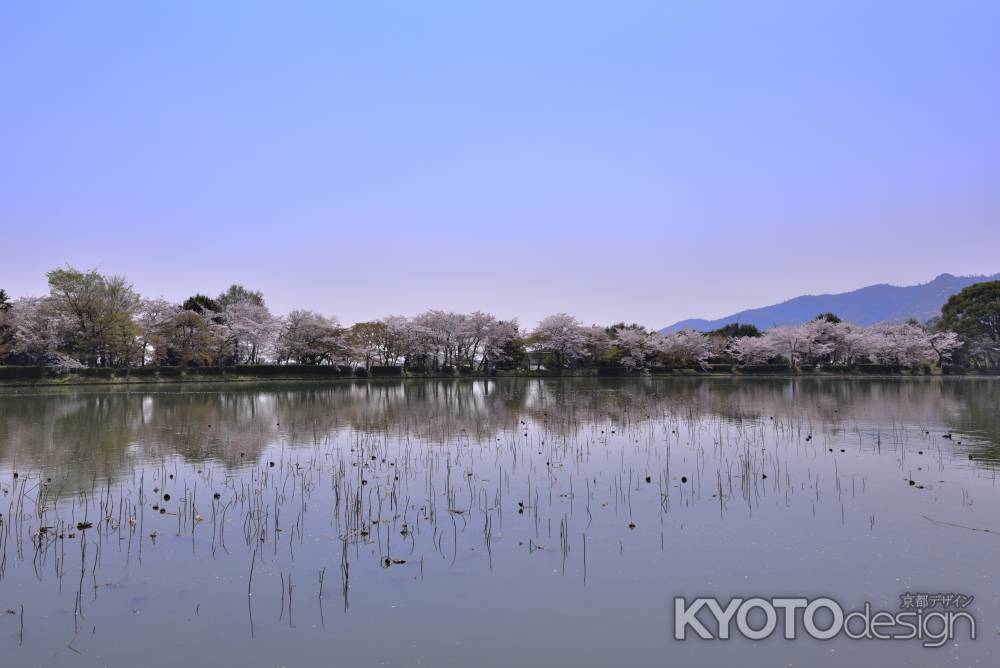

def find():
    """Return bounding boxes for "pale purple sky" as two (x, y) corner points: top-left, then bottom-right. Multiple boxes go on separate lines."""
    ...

(3, 1), (998, 328)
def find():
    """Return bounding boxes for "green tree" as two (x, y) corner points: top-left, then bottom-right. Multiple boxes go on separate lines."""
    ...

(940, 281), (1000, 367)
(495, 334), (527, 370)
(217, 284), (265, 309)
(709, 323), (762, 338)
(160, 311), (217, 367)
(0, 289), (11, 362)
(182, 294), (221, 314)
(605, 322), (647, 334)
(815, 313), (841, 324)
(46, 267), (140, 367)
(350, 321), (404, 368)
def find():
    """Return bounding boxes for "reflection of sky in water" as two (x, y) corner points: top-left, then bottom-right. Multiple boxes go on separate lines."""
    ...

(0, 378), (997, 667)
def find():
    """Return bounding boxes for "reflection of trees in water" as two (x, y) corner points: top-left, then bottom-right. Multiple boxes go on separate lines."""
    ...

(0, 393), (143, 491)
(938, 379), (1000, 464)
(134, 390), (280, 466)
(1, 379), (997, 489)
(524, 378), (978, 433)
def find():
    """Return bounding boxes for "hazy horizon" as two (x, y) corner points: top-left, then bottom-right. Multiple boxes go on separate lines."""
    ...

(4, 2), (998, 328)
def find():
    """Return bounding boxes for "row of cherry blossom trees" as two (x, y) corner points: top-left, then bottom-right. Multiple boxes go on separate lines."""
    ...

(273, 310), (522, 370)
(0, 268), (965, 371)
(726, 318), (962, 368)
(0, 269), (531, 370)
(528, 315), (718, 370)
(531, 314), (962, 370)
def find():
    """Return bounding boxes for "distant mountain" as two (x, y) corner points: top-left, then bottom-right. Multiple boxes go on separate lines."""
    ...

(660, 273), (1000, 334)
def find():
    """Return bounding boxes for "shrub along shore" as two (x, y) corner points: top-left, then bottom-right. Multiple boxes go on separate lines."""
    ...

(1, 363), (995, 387)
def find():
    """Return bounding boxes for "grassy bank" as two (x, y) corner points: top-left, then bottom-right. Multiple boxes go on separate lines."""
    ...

(1, 364), (995, 387)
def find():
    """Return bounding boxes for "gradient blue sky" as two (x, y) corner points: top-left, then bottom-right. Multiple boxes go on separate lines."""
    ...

(3, 1), (998, 328)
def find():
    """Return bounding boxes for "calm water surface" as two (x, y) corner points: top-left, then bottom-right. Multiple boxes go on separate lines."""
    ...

(0, 378), (998, 667)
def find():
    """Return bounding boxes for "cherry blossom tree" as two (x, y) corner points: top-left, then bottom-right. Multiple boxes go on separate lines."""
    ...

(530, 314), (593, 368)
(760, 324), (812, 368)
(928, 330), (962, 366)
(480, 319), (522, 370)
(454, 311), (493, 367)
(135, 298), (181, 365)
(612, 328), (660, 370)
(222, 301), (279, 364)
(411, 310), (473, 368)
(728, 335), (778, 366)
(278, 311), (350, 365)
(866, 323), (937, 366)
(6, 297), (69, 364)
(827, 322), (874, 366)
(795, 319), (837, 364)
(0, 291), (13, 360)
(659, 330), (715, 368)
(583, 326), (611, 363)
(397, 318), (437, 369)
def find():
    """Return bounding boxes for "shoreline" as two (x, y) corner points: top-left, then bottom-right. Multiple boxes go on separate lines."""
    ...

(1, 367), (996, 388)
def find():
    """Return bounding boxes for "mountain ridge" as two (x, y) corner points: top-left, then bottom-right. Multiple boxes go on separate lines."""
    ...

(660, 273), (1000, 333)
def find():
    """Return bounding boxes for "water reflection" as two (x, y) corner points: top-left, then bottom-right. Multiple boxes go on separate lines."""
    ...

(0, 378), (997, 668)
(2, 379), (997, 487)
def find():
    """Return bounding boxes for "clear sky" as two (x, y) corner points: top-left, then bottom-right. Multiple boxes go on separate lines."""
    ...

(3, 1), (998, 329)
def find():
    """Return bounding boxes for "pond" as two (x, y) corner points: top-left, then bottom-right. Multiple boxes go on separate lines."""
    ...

(0, 378), (997, 666)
